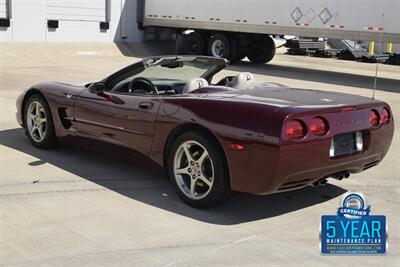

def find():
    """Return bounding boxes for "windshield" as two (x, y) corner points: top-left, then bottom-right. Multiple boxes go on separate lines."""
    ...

(133, 61), (212, 81)
(105, 56), (227, 93)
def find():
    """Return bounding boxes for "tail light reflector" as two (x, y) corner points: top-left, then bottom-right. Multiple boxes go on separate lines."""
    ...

(286, 120), (306, 140)
(309, 117), (329, 136)
(369, 110), (380, 127)
(381, 108), (391, 124)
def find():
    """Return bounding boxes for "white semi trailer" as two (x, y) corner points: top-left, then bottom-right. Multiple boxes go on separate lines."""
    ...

(139, 0), (400, 63)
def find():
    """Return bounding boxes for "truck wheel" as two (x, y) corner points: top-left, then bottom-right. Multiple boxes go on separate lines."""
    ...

(208, 33), (237, 62)
(182, 32), (207, 55)
(247, 35), (276, 64)
(227, 35), (242, 63)
(167, 131), (232, 208)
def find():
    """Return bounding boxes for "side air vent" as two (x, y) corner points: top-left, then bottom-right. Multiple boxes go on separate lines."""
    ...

(58, 108), (72, 129)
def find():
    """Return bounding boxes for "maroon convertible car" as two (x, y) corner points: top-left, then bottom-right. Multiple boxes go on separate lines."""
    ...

(16, 56), (394, 208)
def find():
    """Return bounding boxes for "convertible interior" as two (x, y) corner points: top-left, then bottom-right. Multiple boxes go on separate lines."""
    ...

(111, 72), (256, 96)
(111, 57), (255, 95)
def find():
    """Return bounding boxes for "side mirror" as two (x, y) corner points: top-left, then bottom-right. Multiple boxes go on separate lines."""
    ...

(88, 82), (106, 94)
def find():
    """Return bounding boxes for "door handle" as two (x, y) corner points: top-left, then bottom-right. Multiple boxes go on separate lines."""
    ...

(139, 101), (154, 110)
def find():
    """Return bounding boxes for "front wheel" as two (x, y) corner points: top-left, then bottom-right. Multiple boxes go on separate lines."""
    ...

(24, 94), (57, 149)
(167, 131), (231, 208)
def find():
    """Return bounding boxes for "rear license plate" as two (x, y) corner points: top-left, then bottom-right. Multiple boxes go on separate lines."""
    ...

(330, 132), (363, 158)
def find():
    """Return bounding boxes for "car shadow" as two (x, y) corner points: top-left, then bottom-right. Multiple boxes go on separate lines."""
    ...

(0, 128), (347, 225)
(227, 62), (400, 93)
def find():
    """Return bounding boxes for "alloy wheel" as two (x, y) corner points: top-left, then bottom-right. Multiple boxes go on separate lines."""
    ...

(26, 101), (47, 143)
(173, 140), (214, 200)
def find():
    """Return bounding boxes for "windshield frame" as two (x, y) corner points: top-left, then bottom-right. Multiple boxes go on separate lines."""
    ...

(103, 56), (227, 91)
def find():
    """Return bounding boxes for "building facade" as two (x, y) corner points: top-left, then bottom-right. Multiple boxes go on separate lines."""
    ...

(0, 0), (142, 42)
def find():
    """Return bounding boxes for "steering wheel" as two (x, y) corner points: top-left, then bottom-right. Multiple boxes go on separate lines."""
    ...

(128, 77), (159, 95)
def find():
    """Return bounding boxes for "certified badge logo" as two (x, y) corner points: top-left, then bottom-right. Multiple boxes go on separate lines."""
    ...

(337, 193), (370, 219)
(320, 192), (387, 254)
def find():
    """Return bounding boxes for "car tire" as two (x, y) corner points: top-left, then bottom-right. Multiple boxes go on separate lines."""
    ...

(247, 34), (276, 64)
(167, 131), (232, 208)
(24, 94), (57, 149)
(182, 32), (207, 55)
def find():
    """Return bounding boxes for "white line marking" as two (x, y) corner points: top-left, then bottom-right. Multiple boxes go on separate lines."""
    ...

(161, 235), (257, 267)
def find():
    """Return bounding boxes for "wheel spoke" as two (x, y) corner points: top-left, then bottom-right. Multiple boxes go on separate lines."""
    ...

(190, 178), (197, 196)
(183, 144), (194, 162)
(175, 166), (190, 175)
(27, 112), (35, 121)
(39, 117), (47, 124)
(197, 150), (209, 166)
(198, 174), (213, 188)
(37, 127), (44, 139)
(34, 102), (39, 115)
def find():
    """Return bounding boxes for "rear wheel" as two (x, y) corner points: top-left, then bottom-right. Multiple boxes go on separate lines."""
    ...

(227, 35), (242, 63)
(24, 94), (57, 149)
(167, 131), (231, 208)
(247, 34), (276, 64)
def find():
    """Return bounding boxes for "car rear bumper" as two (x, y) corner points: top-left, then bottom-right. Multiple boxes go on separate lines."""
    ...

(227, 120), (394, 195)
(273, 151), (383, 193)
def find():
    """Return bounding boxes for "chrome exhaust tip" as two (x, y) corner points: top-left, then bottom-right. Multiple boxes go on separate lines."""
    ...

(331, 171), (350, 181)
(312, 178), (327, 187)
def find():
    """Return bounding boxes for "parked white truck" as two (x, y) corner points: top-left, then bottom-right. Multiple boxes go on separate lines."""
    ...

(139, 0), (400, 63)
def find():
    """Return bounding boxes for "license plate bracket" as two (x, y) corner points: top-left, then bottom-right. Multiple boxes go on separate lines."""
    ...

(330, 132), (363, 158)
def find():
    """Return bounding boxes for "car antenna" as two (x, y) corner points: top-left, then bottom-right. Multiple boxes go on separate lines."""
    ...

(372, 60), (378, 100)
(372, 13), (385, 100)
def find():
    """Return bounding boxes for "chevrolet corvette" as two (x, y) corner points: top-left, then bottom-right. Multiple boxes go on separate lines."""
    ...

(16, 56), (394, 208)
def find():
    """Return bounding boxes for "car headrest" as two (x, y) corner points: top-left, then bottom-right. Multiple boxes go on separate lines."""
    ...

(182, 78), (209, 94)
(233, 72), (256, 89)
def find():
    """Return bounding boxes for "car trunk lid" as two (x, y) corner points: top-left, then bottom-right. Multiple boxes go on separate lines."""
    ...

(229, 86), (375, 108)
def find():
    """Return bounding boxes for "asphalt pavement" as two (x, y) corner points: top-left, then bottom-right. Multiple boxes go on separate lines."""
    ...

(0, 43), (399, 267)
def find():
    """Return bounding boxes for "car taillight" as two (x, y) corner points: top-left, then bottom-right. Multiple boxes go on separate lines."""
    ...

(369, 109), (380, 127)
(309, 117), (329, 136)
(381, 108), (391, 124)
(286, 120), (306, 140)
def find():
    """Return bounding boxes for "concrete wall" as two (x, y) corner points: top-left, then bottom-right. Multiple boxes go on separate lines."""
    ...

(0, 0), (143, 42)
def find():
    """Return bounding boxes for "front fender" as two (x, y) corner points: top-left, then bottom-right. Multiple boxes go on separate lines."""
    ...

(16, 82), (85, 138)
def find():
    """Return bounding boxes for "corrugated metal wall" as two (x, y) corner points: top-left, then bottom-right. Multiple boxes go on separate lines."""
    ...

(0, 0), (7, 18)
(45, 0), (107, 22)
(0, 0), (143, 42)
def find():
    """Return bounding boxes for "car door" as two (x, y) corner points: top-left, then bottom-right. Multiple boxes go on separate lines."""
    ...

(73, 88), (160, 156)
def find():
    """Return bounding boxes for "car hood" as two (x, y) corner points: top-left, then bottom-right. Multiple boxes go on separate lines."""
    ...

(31, 81), (87, 95)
